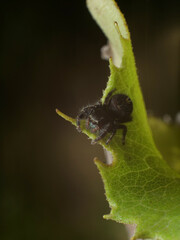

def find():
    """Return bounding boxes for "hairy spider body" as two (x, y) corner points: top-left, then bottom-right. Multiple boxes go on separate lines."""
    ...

(76, 90), (133, 145)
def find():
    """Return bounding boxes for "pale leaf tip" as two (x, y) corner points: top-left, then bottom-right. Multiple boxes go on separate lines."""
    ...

(94, 157), (103, 165)
(56, 108), (76, 126)
(94, 157), (110, 169)
(103, 214), (112, 220)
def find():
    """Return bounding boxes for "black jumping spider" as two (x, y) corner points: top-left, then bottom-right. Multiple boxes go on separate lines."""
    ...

(76, 89), (133, 145)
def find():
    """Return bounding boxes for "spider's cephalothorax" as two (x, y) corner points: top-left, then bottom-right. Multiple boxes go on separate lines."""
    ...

(76, 89), (133, 145)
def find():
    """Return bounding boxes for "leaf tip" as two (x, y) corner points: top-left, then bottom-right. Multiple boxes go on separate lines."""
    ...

(94, 157), (109, 169)
(103, 214), (112, 220)
(56, 108), (76, 126)
(94, 157), (104, 166)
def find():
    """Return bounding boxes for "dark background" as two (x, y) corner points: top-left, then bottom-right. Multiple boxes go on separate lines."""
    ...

(2, 0), (179, 239)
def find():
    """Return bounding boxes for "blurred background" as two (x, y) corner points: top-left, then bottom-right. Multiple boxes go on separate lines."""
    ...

(2, 0), (179, 239)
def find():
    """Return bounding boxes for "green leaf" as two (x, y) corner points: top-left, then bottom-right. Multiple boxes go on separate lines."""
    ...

(149, 117), (180, 174)
(56, 0), (180, 239)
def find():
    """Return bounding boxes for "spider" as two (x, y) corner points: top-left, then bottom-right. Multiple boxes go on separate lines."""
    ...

(76, 89), (133, 145)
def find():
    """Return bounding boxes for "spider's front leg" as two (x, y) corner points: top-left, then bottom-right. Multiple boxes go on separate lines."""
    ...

(91, 123), (111, 144)
(117, 124), (127, 145)
(106, 128), (116, 144)
(106, 124), (127, 145)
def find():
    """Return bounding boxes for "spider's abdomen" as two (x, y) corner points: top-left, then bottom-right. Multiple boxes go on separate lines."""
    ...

(109, 94), (133, 122)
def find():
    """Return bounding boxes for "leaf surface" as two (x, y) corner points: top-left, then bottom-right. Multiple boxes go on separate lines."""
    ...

(57, 0), (180, 239)
(149, 117), (180, 174)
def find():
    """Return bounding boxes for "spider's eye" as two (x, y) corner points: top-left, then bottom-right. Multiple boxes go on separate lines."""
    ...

(89, 122), (96, 129)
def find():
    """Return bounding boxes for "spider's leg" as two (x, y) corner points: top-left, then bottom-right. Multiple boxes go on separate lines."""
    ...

(104, 89), (116, 105)
(91, 123), (110, 144)
(117, 124), (127, 145)
(86, 117), (90, 129)
(76, 112), (84, 132)
(106, 128), (116, 145)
